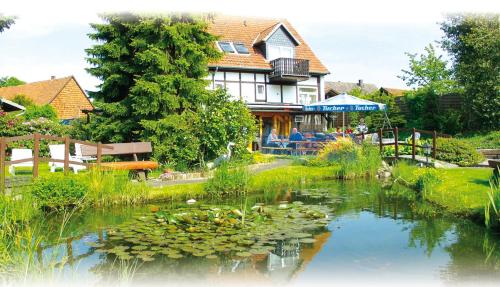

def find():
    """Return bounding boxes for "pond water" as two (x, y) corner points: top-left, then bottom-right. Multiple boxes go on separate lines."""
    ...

(34, 180), (500, 287)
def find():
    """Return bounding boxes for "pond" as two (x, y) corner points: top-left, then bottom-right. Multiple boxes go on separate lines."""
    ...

(33, 179), (500, 287)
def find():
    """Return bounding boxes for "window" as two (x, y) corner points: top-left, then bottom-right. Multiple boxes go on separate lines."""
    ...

(256, 84), (265, 101)
(298, 87), (318, 105)
(234, 43), (249, 54)
(267, 45), (294, 61)
(218, 41), (235, 53)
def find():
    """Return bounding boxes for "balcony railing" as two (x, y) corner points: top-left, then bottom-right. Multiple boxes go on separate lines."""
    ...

(269, 58), (310, 83)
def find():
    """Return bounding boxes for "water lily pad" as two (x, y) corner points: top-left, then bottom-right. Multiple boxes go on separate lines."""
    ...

(235, 251), (252, 257)
(299, 238), (316, 244)
(167, 253), (184, 259)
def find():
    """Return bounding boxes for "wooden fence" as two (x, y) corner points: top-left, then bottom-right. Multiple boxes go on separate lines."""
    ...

(377, 127), (451, 160)
(0, 133), (113, 193)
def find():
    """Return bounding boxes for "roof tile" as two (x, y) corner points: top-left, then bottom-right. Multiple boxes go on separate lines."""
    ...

(207, 15), (329, 74)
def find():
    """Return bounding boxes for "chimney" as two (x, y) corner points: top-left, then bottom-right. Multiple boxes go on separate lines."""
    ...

(50, 76), (56, 80)
(358, 79), (363, 86)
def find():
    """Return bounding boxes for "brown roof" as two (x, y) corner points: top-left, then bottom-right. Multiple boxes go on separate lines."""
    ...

(0, 76), (73, 105)
(325, 81), (378, 96)
(207, 15), (329, 75)
(380, 87), (408, 97)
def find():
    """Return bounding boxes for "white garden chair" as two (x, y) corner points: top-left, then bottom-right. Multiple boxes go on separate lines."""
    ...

(74, 143), (97, 162)
(8, 148), (33, 176)
(49, 144), (86, 174)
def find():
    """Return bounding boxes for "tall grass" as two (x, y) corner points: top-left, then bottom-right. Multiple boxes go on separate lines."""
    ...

(204, 163), (249, 197)
(314, 138), (382, 179)
(485, 168), (500, 228)
(83, 168), (150, 207)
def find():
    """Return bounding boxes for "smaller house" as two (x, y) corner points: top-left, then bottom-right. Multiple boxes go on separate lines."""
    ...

(325, 80), (378, 98)
(0, 76), (93, 120)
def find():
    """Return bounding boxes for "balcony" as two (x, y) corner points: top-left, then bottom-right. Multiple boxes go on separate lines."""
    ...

(269, 58), (310, 84)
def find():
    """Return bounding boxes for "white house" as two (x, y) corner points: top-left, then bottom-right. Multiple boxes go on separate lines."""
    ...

(206, 15), (330, 147)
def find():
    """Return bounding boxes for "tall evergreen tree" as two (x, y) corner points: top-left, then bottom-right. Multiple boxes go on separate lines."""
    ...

(85, 13), (255, 167)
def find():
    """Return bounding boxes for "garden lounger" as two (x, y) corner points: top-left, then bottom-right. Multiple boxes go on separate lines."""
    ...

(49, 144), (86, 174)
(8, 148), (33, 175)
(74, 143), (97, 162)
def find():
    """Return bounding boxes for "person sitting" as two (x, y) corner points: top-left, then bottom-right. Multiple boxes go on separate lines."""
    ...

(289, 128), (304, 149)
(345, 125), (354, 134)
(266, 129), (280, 147)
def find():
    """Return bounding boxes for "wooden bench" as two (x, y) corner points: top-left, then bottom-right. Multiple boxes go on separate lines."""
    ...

(479, 149), (500, 160)
(80, 142), (158, 180)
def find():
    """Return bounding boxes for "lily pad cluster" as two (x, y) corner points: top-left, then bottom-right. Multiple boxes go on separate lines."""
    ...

(88, 201), (332, 262)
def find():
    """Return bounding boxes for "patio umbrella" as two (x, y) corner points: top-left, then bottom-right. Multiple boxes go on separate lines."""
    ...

(303, 93), (387, 132)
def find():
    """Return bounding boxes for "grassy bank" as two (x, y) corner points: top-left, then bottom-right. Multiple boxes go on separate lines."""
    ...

(393, 161), (493, 219)
(147, 165), (338, 201)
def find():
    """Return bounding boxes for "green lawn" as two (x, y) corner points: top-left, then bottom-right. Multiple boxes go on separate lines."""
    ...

(4, 163), (86, 178)
(394, 162), (494, 215)
(427, 168), (493, 214)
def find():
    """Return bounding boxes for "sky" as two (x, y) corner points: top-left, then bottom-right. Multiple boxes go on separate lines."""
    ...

(0, 0), (498, 92)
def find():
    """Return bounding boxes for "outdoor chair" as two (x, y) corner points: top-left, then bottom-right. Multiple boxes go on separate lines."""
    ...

(74, 143), (97, 162)
(49, 144), (86, 174)
(8, 148), (33, 175)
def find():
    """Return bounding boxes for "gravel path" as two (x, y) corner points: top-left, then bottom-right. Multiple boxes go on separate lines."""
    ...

(148, 159), (292, 187)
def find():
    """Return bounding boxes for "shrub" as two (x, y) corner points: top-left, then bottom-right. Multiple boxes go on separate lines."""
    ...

(314, 138), (381, 178)
(23, 104), (58, 121)
(436, 137), (484, 166)
(205, 163), (249, 197)
(30, 175), (88, 211)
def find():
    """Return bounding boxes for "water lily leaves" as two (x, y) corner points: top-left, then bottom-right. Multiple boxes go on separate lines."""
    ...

(139, 255), (155, 262)
(132, 245), (148, 251)
(299, 238), (316, 244)
(292, 232), (312, 239)
(235, 251), (252, 258)
(100, 201), (333, 262)
(87, 242), (105, 248)
(167, 253), (183, 259)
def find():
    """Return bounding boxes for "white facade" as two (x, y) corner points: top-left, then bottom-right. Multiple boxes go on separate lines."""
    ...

(205, 71), (324, 106)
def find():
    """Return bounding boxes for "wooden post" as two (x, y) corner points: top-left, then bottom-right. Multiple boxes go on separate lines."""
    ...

(0, 137), (5, 194)
(96, 142), (102, 165)
(394, 127), (399, 159)
(432, 130), (437, 159)
(33, 133), (40, 179)
(412, 128), (416, 160)
(378, 128), (383, 154)
(64, 136), (70, 175)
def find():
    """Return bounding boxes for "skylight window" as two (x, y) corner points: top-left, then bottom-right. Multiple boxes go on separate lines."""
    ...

(218, 41), (235, 53)
(234, 43), (249, 54)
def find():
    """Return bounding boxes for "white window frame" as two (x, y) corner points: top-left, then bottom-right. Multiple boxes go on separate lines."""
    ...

(256, 84), (266, 101)
(267, 45), (294, 61)
(298, 87), (318, 105)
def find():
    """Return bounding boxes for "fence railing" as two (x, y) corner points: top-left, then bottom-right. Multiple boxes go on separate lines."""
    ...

(0, 133), (114, 193)
(377, 127), (451, 160)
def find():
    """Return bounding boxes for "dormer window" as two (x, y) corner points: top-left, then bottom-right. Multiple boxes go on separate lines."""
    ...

(218, 41), (235, 53)
(233, 43), (249, 54)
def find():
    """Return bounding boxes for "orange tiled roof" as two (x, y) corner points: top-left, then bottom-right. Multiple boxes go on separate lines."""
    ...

(0, 76), (72, 105)
(207, 15), (329, 75)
